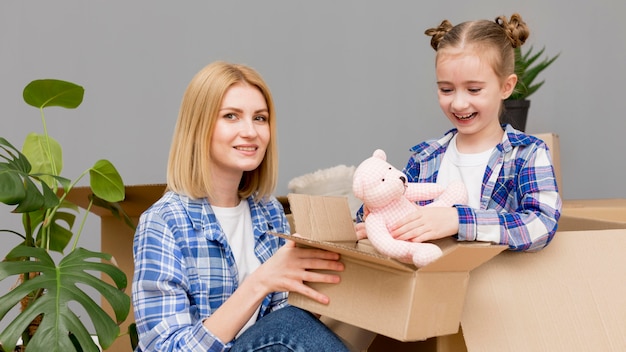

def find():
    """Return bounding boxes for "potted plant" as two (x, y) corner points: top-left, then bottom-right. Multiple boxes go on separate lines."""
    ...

(0, 79), (134, 351)
(501, 46), (560, 131)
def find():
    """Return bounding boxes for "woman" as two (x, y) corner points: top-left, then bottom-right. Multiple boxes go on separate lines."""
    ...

(132, 61), (348, 351)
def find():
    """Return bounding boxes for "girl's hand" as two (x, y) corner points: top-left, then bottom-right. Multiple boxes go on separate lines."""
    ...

(390, 207), (460, 243)
(355, 222), (367, 240)
(254, 239), (344, 305)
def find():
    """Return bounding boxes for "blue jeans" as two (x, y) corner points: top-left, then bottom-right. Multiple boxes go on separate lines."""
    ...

(230, 306), (349, 352)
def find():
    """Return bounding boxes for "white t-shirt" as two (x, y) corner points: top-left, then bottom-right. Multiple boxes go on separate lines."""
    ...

(437, 135), (493, 209)
(212, 200), (261, 337)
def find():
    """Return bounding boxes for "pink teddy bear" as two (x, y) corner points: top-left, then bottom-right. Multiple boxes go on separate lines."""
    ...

(353, 149), (468, 267)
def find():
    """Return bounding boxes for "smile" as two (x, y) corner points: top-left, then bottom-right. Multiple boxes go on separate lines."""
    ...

(455, 112), (476, 120)
(235, 146), (257, 151)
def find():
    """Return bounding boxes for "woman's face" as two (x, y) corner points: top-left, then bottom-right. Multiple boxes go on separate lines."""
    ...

(210, 83), (270, 178)
(435, 49), (515, 138)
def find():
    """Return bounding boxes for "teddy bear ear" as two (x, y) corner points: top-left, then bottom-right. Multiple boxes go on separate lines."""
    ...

(373, 149), (386, 161)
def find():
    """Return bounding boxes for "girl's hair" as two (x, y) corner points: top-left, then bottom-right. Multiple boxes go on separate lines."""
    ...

(424, 13), (530, 83)
(166, 61), (278, 202)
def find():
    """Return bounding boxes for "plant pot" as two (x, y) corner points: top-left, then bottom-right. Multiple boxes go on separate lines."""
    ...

(501, 99), (530, 132)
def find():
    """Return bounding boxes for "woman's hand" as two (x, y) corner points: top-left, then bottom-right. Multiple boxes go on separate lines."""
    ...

(390, 206), (460, 243)
(253, 239), (344, 305)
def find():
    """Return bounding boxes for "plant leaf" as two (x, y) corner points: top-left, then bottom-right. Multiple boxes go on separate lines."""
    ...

(0, 164), (25, 205)
(23, 79), (84, 109)
(91, 194), (136, 230)
(0, 137), (60, 212)
(128, 323), (139, 351)
(22, 132), (63, 186)
(12, 177), (57, 213)
(34, 208), (76, 253)
(24, 200), (78, 253)
(0, 246), (130, 351)
(0, 138), (30, 205)
(508, 46), (560, 100)
(89, 160), (125, 203)
(0, 137), (31, 173)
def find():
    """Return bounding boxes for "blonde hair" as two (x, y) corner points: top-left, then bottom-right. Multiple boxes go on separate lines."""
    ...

(425, 13), (530, 85)
(166, 61), (278, 201)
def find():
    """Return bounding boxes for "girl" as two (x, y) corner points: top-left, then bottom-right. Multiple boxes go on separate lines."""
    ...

(360, 14), (561, 252)
(132, 61), (348, 351)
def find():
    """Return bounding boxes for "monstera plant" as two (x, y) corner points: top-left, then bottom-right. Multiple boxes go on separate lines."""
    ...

(0, 79), (133, 351)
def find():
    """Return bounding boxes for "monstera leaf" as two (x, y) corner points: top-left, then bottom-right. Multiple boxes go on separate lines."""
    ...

(0, 246), (130, 351)
(0, 137), (60, 213)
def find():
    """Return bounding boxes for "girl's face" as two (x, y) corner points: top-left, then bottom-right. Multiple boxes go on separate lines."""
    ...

(210, 83), (270, 179)
(435, 49), (516, 138)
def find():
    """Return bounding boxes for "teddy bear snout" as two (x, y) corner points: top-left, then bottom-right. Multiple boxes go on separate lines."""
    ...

(400, 176), (406, 184)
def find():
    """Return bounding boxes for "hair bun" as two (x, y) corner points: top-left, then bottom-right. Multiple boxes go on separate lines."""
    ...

(425, 19), (454, 50)
(496, 13), (529, 48)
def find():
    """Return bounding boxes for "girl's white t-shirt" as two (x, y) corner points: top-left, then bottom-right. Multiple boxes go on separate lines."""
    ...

(212, 200), (261, 337)
(437, 135), (493, 209)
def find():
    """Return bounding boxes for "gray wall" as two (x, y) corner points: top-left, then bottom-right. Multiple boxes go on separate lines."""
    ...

(2, 0), (625, 332)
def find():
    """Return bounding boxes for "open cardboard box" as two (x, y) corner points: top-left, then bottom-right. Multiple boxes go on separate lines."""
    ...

(364, 201), (626, 352)
(279, 193), (506, 343)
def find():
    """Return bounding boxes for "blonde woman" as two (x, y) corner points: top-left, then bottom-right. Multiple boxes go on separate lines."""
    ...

(132, 61), (348, 352)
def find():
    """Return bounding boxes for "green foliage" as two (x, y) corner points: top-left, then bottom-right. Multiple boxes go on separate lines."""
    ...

(0, 246), (130, 351)
(507, 46), (560, 101)
(0, 79), (133, 351)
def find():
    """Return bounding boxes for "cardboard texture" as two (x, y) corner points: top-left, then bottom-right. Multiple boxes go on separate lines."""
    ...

(562, 198), (626, 224)
(282, 193), (506, 342)
(461, 228), (626, 352)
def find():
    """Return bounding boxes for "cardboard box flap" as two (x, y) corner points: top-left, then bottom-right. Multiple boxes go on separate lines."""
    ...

(562, 198), (626, 224)
(287, 193), (357, 242)
(284, 193), (506, 273)
(419, 239), (506, 272)
(461, 229), (626, 351)
(562, 198), (626, 208)
(273, 232), (416, 272)
(558, 214), (626, 231)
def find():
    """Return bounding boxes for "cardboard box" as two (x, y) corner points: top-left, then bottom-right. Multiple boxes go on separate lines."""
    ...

(66, 184), (167, 352)
(365, 199), (626, 352)
(281, 193), (506, 342)
(459, 228), (626, 351)
(562, 198), (626, 224)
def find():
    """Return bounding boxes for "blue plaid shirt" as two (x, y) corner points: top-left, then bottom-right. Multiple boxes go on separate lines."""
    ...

(407, 125), (561, 251)
(358, 125), (561, 252)
(132, 191), (289, 352)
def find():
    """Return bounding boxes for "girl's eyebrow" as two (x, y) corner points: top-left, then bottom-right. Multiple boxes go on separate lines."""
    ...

(436, 80), (486, 85)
